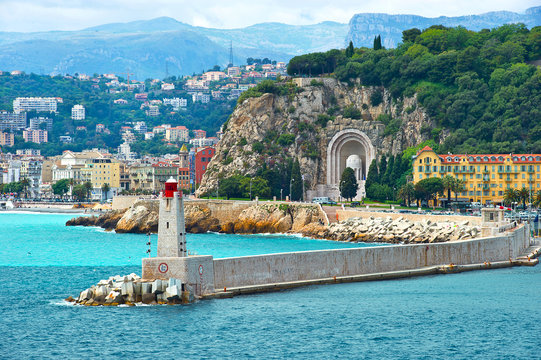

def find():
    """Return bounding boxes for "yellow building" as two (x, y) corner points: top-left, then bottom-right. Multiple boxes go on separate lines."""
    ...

(82, 158), (121, 188)
(412, 146), (541, 205)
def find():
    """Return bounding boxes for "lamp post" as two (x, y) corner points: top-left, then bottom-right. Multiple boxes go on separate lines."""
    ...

(290, 178), (294, 202)
(301, 174), (305, 203)
(280, 188), (283, 202)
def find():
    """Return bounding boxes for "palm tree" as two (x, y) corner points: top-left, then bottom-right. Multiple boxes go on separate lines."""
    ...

(20, 178), (30, 199)
(518, 187), (530, 210)
(69, 178), (75, 201)
(101, 183), (110, 202)
(398, 183), (415, 207)
(451, 178), (466, 204)
(533, 190), (541, 209)
(503, 188), (519, 208)
(442, 175), (455, 207)
(84, 181), (93, 201)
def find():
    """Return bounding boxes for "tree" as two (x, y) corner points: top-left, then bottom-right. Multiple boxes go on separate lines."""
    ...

(290, 159), (303, 201)
(52, 179), (70, 198)
(415, 177), (444, 208)
(20, 178), (29, 199)
(398, 183), (415, 207)
(373, 35), (382, 50)
(339, 167), (358, 201)
(345, 41), (354, 58)
(379, 155), (387, 181)
(518, 187), (530, 209)
(365, 159), (379, 189)
(442, 175), (455, 206)
(84, 181), (93, 201)
(101, 183), (111, 201)
(383, 154), (394, 186)
(533, 190), (541, 209)
(72, 184), (87, 202)
(503, 188), (519, 208)
(219, 176), (242, 199)
(452, 178), (466, 204)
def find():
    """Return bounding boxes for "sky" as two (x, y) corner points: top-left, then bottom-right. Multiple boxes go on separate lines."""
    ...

(0, 0), (539, 32)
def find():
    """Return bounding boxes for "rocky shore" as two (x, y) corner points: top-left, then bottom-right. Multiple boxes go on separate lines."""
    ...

(302, 216), (480, 243)
(66, 199), (482, 244)
(66, 200), (325, 235)
(66, 273), (194, 306)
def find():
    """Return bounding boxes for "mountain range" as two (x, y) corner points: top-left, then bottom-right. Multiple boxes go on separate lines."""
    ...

(0, 7), (538, 79)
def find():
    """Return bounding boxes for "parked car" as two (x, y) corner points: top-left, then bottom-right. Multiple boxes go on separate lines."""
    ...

(351, 201), (361, 207)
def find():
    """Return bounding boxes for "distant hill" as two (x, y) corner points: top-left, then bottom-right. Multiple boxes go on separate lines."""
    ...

(347, 6), (541, 48)
(0, 7), (539, 79)
(0, 18), (348, 79)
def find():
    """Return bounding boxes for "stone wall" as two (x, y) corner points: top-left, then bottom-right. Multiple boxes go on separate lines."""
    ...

(337, 209), (482, 225)
(112, 196), (151, 210)
(213, 225), (529, 289)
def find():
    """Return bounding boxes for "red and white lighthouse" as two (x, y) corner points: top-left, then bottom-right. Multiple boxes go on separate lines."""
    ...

(157, 177), (186, 257)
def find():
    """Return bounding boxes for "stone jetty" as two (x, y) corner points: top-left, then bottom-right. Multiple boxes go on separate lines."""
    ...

(303, 216), (481, 243)
(66, 273), (195, 306)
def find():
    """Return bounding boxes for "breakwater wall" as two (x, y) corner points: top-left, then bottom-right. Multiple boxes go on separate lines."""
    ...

(212, 224), (529, 290)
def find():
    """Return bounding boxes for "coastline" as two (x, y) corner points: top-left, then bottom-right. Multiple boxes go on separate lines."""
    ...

(1, 207), (93, 214)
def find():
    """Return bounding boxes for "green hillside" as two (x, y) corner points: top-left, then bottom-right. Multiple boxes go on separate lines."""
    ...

(288, 24), (541, 154)
(0, 74), (234, 156)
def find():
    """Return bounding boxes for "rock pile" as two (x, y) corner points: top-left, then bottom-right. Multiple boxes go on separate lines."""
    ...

(315, 216), (480, 244)
(66, 273), (194, 306)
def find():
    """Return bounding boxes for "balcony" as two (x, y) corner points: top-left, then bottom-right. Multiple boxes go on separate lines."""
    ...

(504, 176), (512, 182)
(498, 168), (517, 173)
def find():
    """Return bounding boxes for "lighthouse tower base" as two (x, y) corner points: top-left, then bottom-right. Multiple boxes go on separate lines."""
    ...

(142, 256), (215, 296)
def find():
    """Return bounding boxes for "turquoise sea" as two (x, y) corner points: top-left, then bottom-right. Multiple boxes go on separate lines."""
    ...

(0, 212), (540, 359)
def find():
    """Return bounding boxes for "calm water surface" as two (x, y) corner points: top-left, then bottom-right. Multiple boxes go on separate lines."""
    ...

(0, 213), (539, 359)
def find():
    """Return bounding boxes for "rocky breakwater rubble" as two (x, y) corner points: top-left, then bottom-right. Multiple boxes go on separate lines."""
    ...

(306, 216), (481, 244)
(65, 273), (195, 306)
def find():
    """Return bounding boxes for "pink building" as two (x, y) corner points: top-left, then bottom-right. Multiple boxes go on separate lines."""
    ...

(193, 129), (207, 139)
(23, 129), (48, 144)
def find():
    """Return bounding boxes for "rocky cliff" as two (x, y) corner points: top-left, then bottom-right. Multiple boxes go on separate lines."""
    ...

(196, 78), (433, 196)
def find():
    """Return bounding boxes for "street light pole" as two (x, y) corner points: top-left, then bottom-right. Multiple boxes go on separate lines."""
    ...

(250, 178), (252, 201)
(290, 178), (293, 202)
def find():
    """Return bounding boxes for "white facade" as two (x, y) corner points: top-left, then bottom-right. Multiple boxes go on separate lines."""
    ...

(189, 137), (218, 147)
(163, 98), (187, 111)
(191, 92), (210, 104)
(146, 105), (159, 117)
(71, 105), (85, 120)
(134, 121), (147, 133)
(13, 97), (58, 114)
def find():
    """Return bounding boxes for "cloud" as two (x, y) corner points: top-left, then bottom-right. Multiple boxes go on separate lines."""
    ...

(0, 0), (538, 32)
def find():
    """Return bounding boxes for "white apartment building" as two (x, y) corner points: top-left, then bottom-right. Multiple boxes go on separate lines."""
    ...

(134, 121), (147, 133)
(189, 137), (218, 147)
(71, 104), (85, 120)
(13, 97), (59, 113)
(163, 98), (187, 111)
(192, 92), (210, 104)
(146, 105), (159, 117)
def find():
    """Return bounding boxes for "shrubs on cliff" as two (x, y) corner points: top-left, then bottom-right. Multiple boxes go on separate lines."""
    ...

(237, 80), (290, 104)
(287, 24), (541, 153)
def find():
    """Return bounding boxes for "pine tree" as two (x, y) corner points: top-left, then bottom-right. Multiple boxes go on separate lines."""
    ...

(391, 154), (402, 187)
(378, 155), (387, 182)
(340, 167), (359, 201)
(290, 159), (303, 201)
(373, 35), (382, 50)
(384, 154), (394, 186)
(365, 159), (379, 189)
(345, 41), (354, 58)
